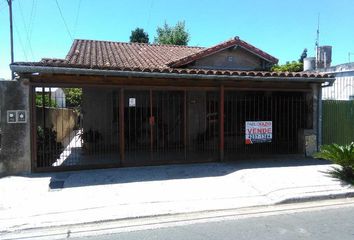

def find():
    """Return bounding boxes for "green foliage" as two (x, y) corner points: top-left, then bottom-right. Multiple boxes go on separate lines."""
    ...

(35, 94), (57, 107)
(130, 27), (149, 43)
(314, 143), (354, 168)
(154, 21), (190, 46)
(64, 88), (82, 108)
(314, 142), (354, 184)
(299, 48), (307, 63)
(271, 61), (303, 72)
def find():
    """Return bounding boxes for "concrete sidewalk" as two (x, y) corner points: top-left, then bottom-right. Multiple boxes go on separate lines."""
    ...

(1, 157), (354, 236)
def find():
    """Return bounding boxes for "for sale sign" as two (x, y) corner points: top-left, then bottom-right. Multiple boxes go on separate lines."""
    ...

(245, 121), (272, 144)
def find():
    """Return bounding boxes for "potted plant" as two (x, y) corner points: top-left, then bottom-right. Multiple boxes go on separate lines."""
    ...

(80, 129), (102, 154)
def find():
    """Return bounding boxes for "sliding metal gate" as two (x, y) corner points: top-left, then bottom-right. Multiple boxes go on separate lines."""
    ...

(124, 89), (219, 165)
(224, 91), (308, 159)
(33, 86), (310, 171)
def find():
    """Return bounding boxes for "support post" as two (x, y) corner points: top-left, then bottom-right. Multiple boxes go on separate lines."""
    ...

(219, 85), (225, 161)
(30, 85), (36, 171)
(150, 89), (153, 161)
(119, 88), (125, 165)
(184, 89), (187, 161)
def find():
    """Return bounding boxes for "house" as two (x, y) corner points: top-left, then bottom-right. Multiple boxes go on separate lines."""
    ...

(9, 36), (334, 172)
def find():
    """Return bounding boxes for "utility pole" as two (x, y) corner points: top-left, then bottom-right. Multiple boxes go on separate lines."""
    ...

(7, 0), (14, 80)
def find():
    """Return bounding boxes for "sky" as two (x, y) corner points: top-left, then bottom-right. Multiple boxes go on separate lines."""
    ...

(1, 0), (354, 79)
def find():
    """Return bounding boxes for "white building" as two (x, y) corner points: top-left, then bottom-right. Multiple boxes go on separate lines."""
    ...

(318, 63), (354, 100)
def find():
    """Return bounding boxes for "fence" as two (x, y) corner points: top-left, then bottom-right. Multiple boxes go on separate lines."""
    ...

(322, 100), (354, 145)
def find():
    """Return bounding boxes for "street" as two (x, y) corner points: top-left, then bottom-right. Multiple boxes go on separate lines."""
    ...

(70, 201), (354, 240)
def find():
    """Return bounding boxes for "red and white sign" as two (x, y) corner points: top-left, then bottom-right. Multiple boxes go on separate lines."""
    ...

(245, 121), (272, 144)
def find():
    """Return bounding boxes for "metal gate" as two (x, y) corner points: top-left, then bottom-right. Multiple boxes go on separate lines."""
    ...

(124, 89), (219, 165)
(33, 86), (310, 171)
(224, 91), (308, 159)
(34, 86), (121, 170)
(124, 90), (185, 164)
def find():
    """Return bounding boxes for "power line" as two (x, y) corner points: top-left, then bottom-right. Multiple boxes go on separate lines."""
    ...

(73, 0), (82, 38)
(17, 0), (35, 60)
(28, 0), (38, 40)
(54, 0), (73, 41)
(14, 22), (29, 61)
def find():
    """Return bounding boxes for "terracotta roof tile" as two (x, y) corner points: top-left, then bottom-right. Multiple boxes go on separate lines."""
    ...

(13, 38), (333, 79)
(168, 37), (279, 67)
(63, 39), (204, 69)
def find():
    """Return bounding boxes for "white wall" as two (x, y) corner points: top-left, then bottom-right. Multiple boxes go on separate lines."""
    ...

(322, 72), (354, 100)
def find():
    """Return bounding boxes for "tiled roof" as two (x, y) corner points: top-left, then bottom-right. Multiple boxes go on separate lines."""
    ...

(168, 37), (278, 67)
(64, 39), (203, 69)
(11, 38), (333, 79)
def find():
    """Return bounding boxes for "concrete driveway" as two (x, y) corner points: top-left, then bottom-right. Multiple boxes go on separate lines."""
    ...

(1, 156), (354, 233)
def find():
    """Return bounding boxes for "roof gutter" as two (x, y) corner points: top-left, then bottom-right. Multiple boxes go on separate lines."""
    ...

(11, 64), (335, 85)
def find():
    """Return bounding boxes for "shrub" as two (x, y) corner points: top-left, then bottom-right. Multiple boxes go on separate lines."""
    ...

(314, 142), (354, 184)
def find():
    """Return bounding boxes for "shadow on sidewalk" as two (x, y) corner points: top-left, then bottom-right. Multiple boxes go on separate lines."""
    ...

(29, 155), (330, 189)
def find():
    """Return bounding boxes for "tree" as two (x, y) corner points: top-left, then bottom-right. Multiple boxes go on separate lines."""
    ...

(130, 28), (149, 43)
(35, 95), (57, 107)
(154, 21), (190, 46)
(299, 48), (308, 63)
(271, 61), (303, 72)
(64, 88), (82, 109)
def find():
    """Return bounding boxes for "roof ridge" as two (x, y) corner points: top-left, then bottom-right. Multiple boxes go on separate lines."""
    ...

(73, 39), (205, 49)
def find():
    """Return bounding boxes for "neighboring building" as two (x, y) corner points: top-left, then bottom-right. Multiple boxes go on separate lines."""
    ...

(315, 63), (354, 100)
(6, 36), (334, 173)
(304, 45), (353, 100)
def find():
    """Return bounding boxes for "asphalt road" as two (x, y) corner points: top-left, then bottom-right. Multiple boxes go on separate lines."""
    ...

(70, 202), (354, 240)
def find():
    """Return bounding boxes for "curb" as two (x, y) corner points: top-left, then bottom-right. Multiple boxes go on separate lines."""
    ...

(276, 191), (354, 204)
(1, 192), (354, 240)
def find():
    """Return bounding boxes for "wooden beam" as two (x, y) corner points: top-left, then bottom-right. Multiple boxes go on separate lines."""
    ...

(28, 74), (314, 91)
